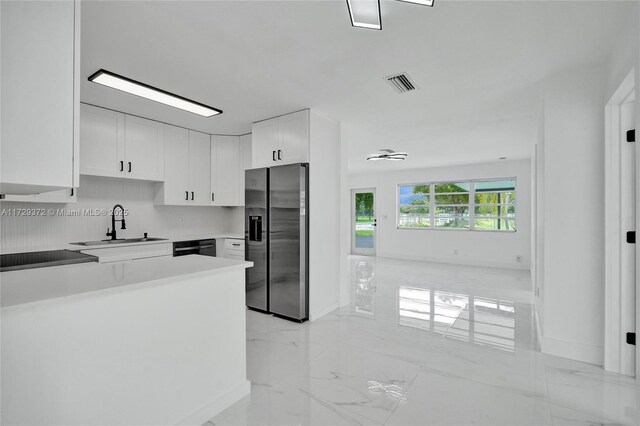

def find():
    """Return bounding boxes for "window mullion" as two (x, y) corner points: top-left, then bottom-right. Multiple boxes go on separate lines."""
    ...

(470, 181), (475, 230)
(430, 183), (435, 227)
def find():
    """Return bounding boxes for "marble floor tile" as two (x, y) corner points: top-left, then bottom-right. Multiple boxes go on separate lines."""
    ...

(207, 256), (638, 426)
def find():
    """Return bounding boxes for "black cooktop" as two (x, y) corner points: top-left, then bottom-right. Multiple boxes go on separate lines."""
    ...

(0, 250), (98, 272)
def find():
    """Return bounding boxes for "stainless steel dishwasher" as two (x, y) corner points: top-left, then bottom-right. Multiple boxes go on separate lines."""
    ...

(172, 239), (216, 257)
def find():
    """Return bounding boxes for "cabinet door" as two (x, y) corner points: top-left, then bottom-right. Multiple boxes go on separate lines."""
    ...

(278, 110), (309, 165)
(80, 104), (125, 178)
(188, 131), (211, 206)
(251, 119), (278, 168)
(124, 115), (164, 181)
(211, 135), (241, 206)
(162, 125), (189, 205)
(239, 133), (252, 206)
(1, 0), (76, 194)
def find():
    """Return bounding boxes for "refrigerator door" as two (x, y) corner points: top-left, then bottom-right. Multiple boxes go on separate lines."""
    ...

(245, 168), (269, 312)
(269, 164), (309, 321)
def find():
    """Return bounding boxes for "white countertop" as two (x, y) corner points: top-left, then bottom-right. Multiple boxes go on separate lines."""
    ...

(1, 255), (252, 309)
(1, 233), (245, 255)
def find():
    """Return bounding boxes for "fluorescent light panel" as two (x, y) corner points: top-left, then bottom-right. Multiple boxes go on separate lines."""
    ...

(397, 0), (434, 6)
(346, 0), (382, 30)
(88, 69), (222, 117)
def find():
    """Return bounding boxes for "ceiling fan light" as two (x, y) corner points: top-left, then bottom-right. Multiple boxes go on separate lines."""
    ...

(346, 0), (382, 30)
(397, 0), (434, 6)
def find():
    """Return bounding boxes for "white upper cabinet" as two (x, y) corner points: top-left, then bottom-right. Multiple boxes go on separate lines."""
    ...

(211, 136), (243, 206)
(79, 105), (164, 181)
(189, 131), (211, 206)
(80, 104), (125, 178)
(251, 110), (309, 168)
(279, 110), (309, 165)
(124, 116), (164, 181)
(155, 126), (210, 206)
(252, 119), (279, 168)
(2, 188), (77, 204)
(160, 125), (189, 205)
(0, 0), (80, 195)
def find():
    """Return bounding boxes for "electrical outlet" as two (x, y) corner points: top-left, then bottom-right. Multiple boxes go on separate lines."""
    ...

(453, 249), (458, 255)
(516, 255), (522, 262)
(177, 215), (185, 224)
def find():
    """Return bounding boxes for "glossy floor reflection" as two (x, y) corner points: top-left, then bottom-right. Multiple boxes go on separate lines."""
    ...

(207, 256), (638, 425)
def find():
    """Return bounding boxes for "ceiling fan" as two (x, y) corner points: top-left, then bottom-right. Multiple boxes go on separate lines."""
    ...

(346, 0), (434, 31)
(367, 149), (408, 161)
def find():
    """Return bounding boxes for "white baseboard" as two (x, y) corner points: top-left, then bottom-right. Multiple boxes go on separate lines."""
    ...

(177, 380), (251, 425)
(377, 251), (530, 271)
(310, 301), (340, 321)
(542, 336), (603, 366)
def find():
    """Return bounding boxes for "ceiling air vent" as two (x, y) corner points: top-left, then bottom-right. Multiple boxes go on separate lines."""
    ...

(385, 73), (418, 94)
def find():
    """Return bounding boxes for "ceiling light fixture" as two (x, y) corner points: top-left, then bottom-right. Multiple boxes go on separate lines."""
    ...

(367, 149), (408, 161)
(87, 69), (222, 117)
(397, 0), (434, 7)
(346, 0), (382, 30)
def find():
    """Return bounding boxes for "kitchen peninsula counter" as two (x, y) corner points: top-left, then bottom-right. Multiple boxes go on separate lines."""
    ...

(1, 255), (253, 425)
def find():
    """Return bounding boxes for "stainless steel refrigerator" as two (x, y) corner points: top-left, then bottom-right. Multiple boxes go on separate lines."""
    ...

(245, 164), (309, 322)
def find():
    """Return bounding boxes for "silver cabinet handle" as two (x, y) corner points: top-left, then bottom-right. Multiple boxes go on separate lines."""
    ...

(232, 243), (241, 247)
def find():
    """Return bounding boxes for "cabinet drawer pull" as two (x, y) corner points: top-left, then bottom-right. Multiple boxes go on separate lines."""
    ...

(232, 243), (241, 247)
(272, 150), (276, 162)
(128, 162), (132, 172)
(185, 191), (189, 201)
(120, 160), (124, 171)
(191, 191), (194, 201)
(277, 150), (282, 160)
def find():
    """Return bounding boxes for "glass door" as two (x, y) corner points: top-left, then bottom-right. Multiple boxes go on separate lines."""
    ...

(352, 189), (376, 256)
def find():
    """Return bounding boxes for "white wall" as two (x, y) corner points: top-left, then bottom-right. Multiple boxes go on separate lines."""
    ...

(0, 176), (243, 251)
(308, 112), (342, 321)
(534, 5), (639, 367)
(538, 64), (607, 365)
(348, 159), (531, 270)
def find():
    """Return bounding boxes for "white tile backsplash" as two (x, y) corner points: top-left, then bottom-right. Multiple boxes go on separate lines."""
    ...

(0, 175), (244, 251)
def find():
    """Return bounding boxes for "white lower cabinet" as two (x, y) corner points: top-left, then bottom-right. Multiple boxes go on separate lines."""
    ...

(211, 135), (243, 206)
(155, 126), (210, 206)
(218, 238), (245, 260)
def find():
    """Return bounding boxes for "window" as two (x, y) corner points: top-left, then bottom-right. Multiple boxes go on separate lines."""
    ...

(434, 182), (470, 229)
(398, 184), (430, 228)
(396, 178), (516, 231)
(474, 179), (516, 231)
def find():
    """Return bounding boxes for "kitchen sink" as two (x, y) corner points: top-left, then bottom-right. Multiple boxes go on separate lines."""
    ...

(70, 237), (168, 246)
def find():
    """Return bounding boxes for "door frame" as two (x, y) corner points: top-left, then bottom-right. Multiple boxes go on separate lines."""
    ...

(351, 188), (377, 256)
(604, 68), (636, 375)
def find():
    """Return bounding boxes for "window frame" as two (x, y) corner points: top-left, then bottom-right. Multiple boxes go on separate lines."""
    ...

(396, 177), (517, 232)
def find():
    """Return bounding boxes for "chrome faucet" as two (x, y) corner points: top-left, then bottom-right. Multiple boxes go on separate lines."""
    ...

(106, 204), (126, 240)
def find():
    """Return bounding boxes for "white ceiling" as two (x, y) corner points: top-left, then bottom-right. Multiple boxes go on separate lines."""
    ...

(81, 0), (636, 173)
